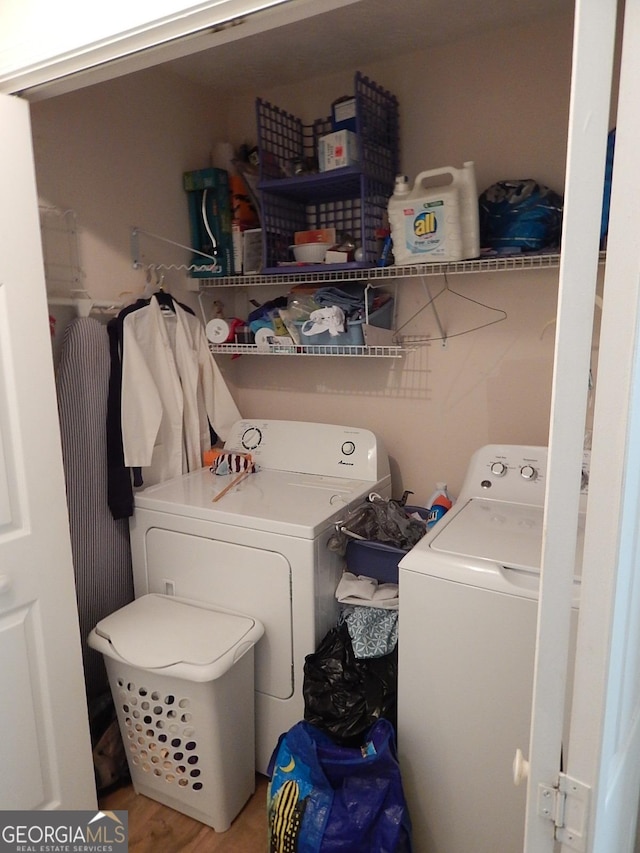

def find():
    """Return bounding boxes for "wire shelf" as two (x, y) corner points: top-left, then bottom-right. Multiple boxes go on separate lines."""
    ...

(209, 343), (405, 357)
(196, 251), (600, 288)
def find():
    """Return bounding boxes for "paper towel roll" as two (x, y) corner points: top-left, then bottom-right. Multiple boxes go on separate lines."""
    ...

(206, 318), (231, 344)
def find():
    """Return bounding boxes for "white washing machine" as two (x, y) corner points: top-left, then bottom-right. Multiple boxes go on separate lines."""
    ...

(398, 444), (584, 853)
(130, 419), (391, 774)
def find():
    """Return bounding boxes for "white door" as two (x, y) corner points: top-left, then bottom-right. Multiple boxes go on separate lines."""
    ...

(562, 0), (640, 848)
(0, 92), (96, 810)
(526, 1), (640, 851)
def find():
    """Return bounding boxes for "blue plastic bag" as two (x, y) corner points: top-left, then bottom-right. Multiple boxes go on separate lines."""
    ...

(479, 179), (563, 253)
(267, 718), (412, 853)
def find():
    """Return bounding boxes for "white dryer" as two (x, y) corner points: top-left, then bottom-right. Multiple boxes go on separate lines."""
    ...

(130, 419), (391, 774)
(398, 444), (584, 853)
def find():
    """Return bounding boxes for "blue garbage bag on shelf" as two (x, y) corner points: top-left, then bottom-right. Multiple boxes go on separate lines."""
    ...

(267, 718), (412, 853)
(479, 178), (563, 253)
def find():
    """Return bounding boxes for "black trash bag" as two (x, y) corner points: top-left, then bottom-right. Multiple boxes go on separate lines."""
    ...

(303, 622), (397, 745)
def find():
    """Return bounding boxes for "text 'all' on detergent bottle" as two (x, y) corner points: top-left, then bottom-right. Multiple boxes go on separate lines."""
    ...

(388, 161), (480, 264)
(426, 483), (453, 530)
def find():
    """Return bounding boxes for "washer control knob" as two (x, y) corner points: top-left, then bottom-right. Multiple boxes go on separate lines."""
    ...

(520, 464), (537, 481)
(341, 441), (356, 456)
(490, 461), (508, 477)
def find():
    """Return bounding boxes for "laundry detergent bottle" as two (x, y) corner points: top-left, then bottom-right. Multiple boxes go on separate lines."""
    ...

(388, 161), (480, 264)
(426, 483), (453, 530)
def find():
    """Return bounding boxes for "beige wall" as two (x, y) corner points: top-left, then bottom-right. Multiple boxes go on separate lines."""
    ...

(33, 10), (596, 503)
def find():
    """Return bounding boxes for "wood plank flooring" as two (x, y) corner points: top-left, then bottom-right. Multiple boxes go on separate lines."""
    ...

(100, 775), (269, 852)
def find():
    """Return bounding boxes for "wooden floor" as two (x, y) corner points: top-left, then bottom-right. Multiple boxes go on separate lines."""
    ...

(100, 775), (269, 852)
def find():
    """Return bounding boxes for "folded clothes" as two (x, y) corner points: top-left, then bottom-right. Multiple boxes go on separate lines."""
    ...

(313, 284), (369, 317)
(335, 571), (399, 610)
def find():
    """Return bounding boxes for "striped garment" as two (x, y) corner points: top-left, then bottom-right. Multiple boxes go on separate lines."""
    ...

(56, 317), (135, 701)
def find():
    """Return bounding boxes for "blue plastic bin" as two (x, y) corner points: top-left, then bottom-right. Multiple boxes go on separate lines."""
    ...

(345, 505), (427, 583)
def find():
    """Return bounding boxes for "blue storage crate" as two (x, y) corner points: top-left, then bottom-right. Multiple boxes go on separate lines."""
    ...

(256, 73), (399, 273)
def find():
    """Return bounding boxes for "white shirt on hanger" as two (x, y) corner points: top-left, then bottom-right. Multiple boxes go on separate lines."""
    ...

(120, 296), (240, 485)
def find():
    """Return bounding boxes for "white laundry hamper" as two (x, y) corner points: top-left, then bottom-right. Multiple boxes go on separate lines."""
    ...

(88, 594), (264, 831)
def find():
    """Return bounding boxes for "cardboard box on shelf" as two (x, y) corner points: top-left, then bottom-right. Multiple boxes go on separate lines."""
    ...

(183, 167), (233, 277)
(243, 229), (263, 274)
(318, 130), (359, 172)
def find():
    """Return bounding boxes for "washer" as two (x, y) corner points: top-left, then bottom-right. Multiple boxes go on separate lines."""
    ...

(398, 444), (584, 853)
(130, 419), (391, 774)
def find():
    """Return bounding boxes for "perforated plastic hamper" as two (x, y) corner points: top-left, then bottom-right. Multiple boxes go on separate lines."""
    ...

(88, 594), (264, 832)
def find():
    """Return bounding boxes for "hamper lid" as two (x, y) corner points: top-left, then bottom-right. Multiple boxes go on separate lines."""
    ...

(93, 594), (263, 675)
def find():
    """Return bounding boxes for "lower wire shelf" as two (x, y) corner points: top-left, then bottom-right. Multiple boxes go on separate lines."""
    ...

(209, 343), (406, 358)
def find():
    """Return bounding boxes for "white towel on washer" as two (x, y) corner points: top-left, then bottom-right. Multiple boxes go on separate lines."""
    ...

(335, 572), (399, 610)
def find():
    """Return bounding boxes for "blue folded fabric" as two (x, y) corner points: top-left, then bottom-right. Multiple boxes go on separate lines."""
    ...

(313, 283), (370, 318)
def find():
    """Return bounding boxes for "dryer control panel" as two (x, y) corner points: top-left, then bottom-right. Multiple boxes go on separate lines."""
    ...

(223, 419), (391, 482)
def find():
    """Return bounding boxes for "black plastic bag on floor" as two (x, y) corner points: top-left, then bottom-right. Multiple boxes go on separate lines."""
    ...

(303, 622), (397, 744)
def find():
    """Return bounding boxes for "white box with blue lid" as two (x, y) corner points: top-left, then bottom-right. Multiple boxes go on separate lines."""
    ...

(88, 594), (264, 832)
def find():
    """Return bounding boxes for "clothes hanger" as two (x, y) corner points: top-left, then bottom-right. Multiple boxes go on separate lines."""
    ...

(151, 269), (176, 313)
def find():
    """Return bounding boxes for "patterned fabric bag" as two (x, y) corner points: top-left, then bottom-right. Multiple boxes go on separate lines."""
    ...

(267, 718), (412, 853)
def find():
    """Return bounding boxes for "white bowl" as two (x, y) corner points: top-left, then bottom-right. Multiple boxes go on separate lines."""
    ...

(290, 242), (332, 264)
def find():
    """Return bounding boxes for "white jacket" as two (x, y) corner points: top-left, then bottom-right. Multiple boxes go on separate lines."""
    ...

(121, 296), (240, 485)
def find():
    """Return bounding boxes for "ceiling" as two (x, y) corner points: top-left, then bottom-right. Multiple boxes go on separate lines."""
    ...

(162, 0), (575, 95)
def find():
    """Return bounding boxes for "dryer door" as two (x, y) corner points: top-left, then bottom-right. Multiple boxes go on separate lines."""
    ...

(144, 528), (292, 699)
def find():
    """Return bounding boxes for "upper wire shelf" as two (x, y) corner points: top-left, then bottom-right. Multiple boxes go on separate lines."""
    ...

(195, 252), (596, 288)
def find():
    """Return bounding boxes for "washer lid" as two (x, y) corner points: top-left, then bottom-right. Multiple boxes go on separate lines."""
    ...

(430, 499), (544, 572)
(93, 594), (261, 671)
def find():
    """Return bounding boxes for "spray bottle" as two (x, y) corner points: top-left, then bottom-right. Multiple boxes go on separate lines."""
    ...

(426, 482), (453, 530)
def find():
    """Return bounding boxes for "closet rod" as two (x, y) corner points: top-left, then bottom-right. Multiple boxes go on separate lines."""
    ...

(130, 226), (220, 272)
(48, 295), (122, 317)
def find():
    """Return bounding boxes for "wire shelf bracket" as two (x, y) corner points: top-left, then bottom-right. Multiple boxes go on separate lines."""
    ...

(130, 226), (222, 274)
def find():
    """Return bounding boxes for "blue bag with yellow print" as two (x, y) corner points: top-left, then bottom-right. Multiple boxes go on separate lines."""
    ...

(267, 718), (412, 853)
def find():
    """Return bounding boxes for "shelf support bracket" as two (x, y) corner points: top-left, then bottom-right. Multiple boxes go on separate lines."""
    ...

(421, 277), (447, 346)
(130, 226), (220, 272)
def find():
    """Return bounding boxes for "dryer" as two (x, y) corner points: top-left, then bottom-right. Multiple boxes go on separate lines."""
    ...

(130, 419), (391, 774)
(397, 444), (585, 853)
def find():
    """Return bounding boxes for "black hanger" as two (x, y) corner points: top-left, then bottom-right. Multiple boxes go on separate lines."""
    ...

(153, 290), (175, 312)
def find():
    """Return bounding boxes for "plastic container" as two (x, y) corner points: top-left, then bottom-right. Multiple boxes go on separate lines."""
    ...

(426, 482), (453, 529)
(388, 162), (480, 264)
(294, 298), (394, 347)
(345, 505), (428, 583)
(88, 594), (264, 832)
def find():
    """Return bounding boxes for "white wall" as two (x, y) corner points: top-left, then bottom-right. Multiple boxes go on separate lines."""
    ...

(31, 10), (597, 502)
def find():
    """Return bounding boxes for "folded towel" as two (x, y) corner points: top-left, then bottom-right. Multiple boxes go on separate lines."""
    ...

(335, 572), (399, 610)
